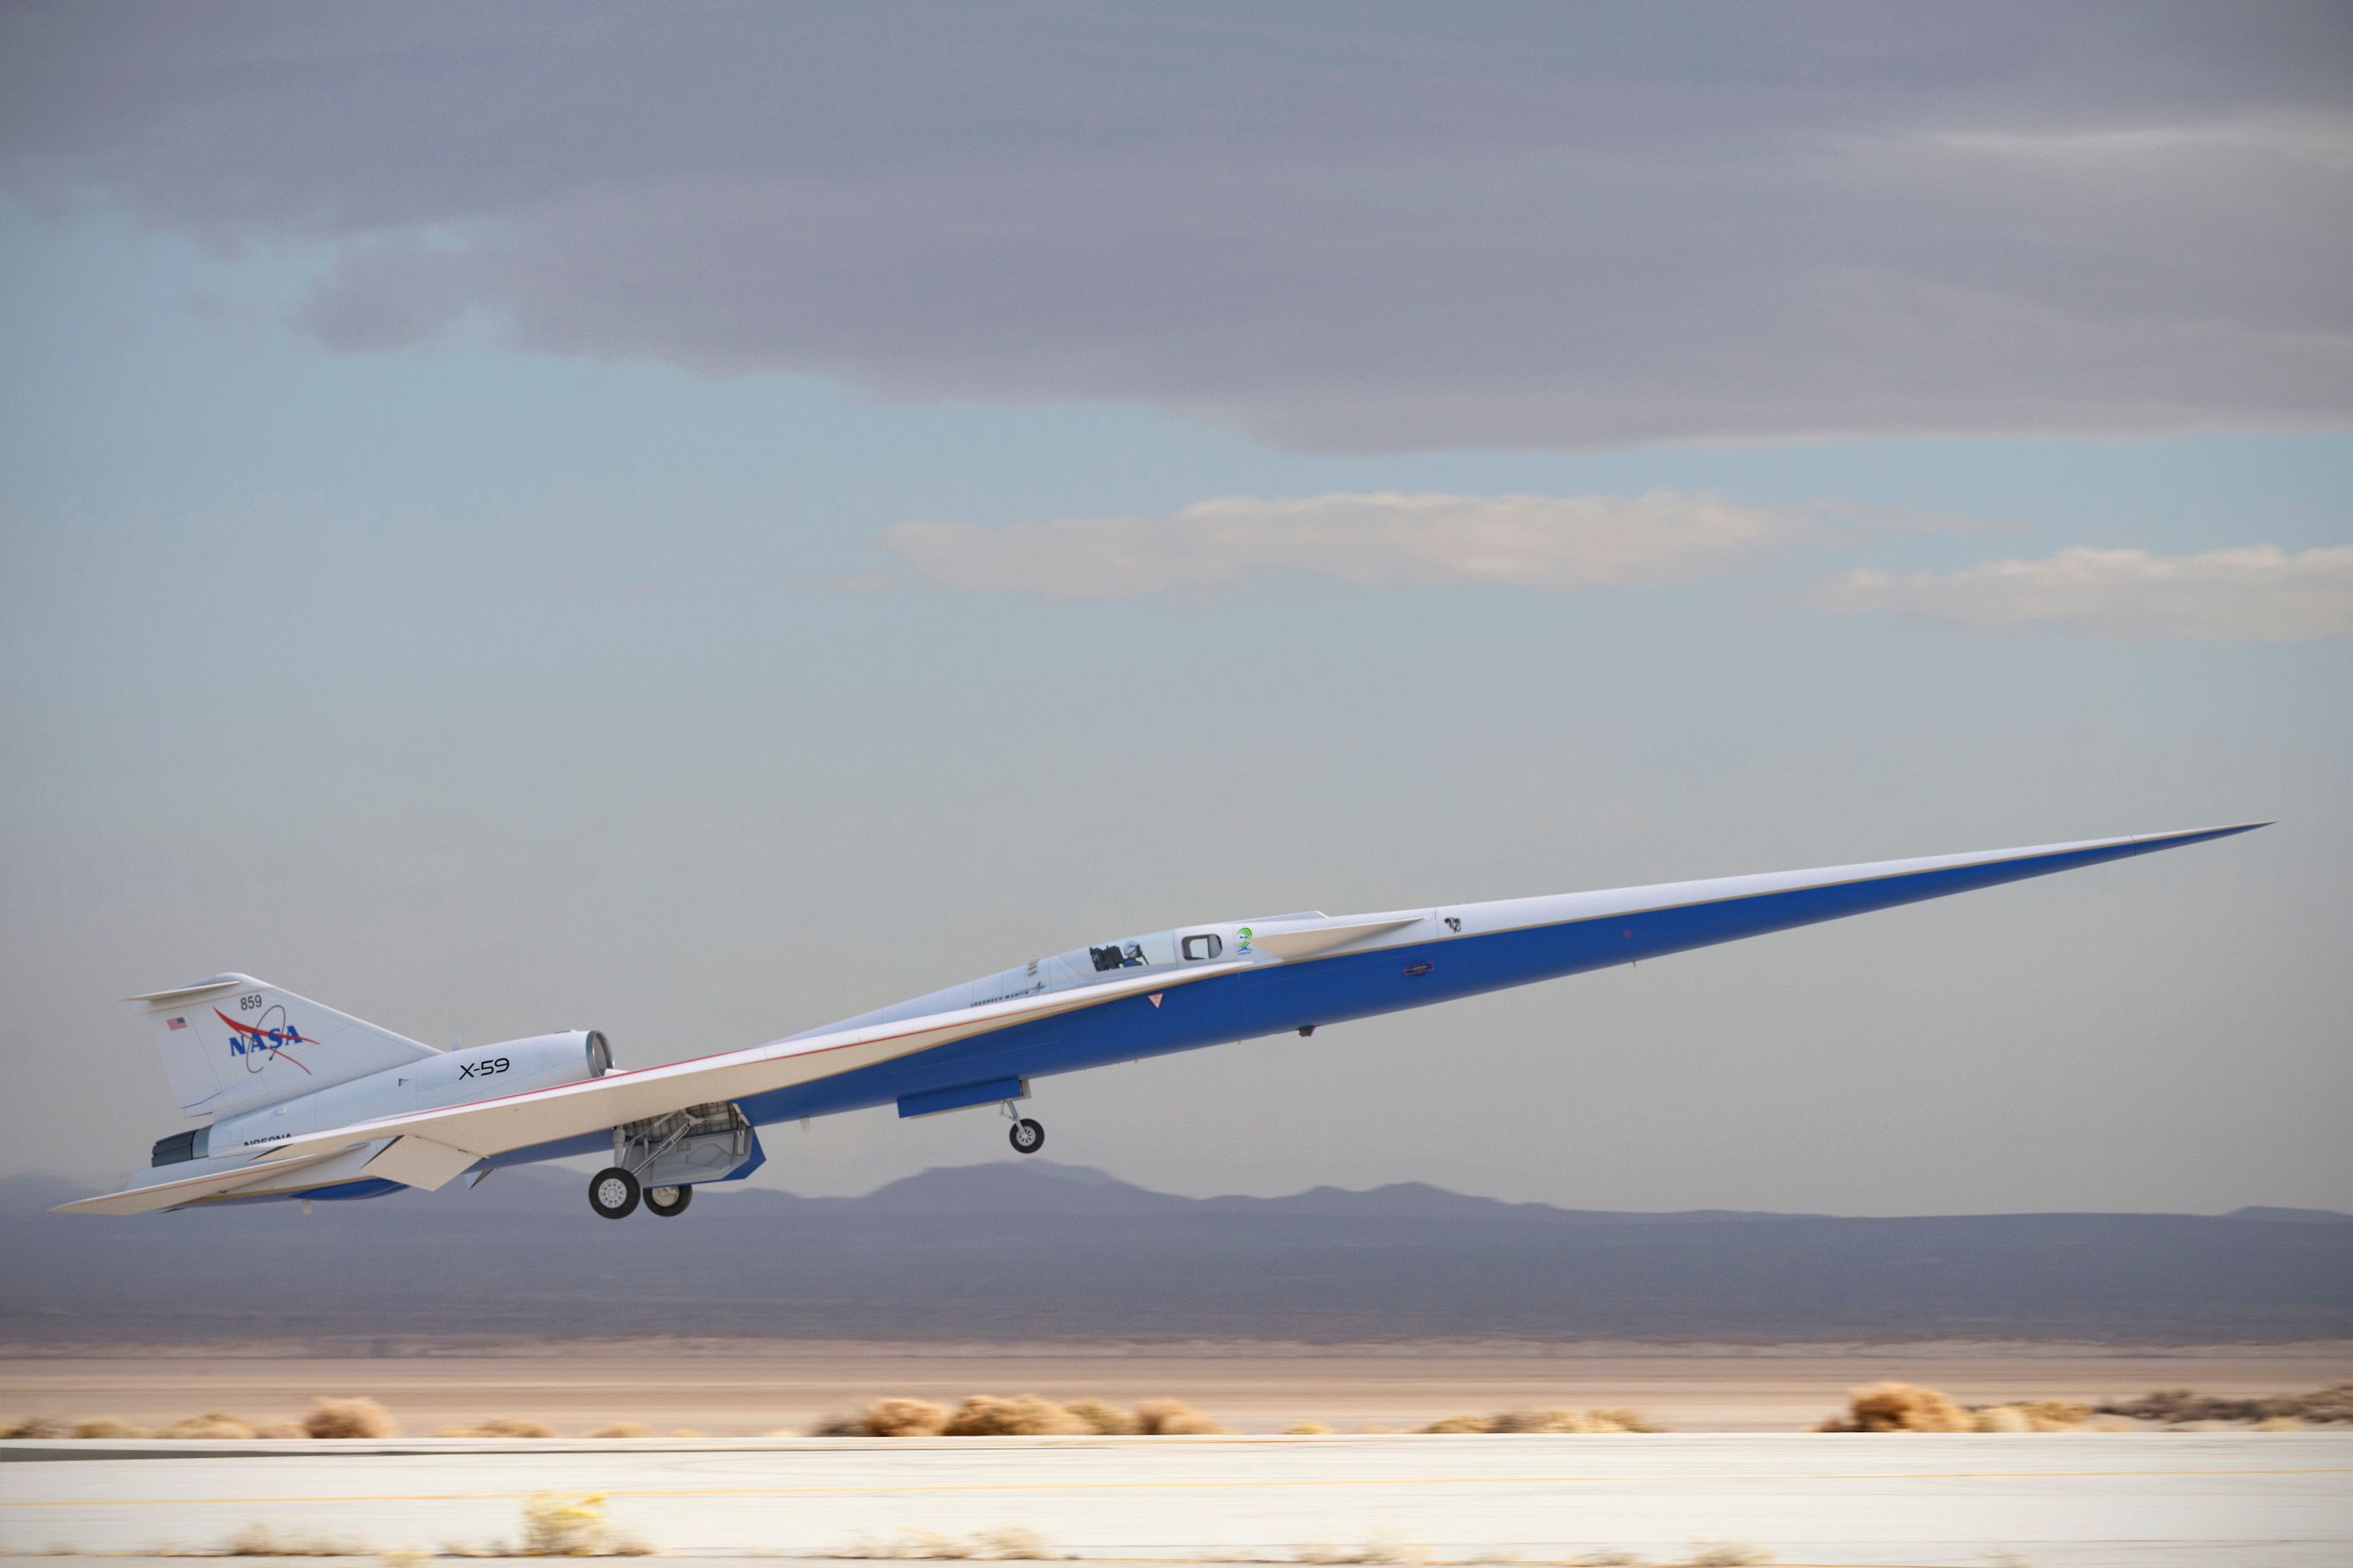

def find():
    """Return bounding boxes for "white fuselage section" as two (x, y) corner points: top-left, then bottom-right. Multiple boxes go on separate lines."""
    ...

(206, 1032), (607, 1155)
(789, 916), (1332, 1040)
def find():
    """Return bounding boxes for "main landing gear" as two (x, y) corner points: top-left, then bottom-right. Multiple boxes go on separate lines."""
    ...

(588, 1167), (696, 1218)
(586, 1102), (756, 1218)
(589, 1166), (639, 1219)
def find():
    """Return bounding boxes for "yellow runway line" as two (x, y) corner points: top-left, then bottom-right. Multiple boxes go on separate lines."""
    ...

(3, 1463), (2346, 1510)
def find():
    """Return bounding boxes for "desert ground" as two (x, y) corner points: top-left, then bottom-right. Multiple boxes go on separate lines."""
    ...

(3, 1339), (2346, 1435)
(5, 1432), (2350, 1566)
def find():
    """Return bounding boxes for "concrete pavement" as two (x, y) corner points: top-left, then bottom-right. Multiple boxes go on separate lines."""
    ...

(3, 1432), (2348, 1566)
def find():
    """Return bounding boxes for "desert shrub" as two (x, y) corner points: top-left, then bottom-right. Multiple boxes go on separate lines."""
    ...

(667, 1428), (700, 1438)
(866, 1398), (954, 1437)
(838, 1526), (1059, 1559)
(944, 1395), (1091, 1437)
(1588, 1407), (1665, 1433)
(1816, 1382), (1975, 1433)
(2295, 1385), (2353, 1423)
(972, 1527), (1057, 1560)
(811, 1398), (953, 1438)
(1433, 1407), (1665, 1434)
(837, 1530), (972, 1560)
(1681, 1544), (1773, 1566)
(2015, 1400), (2091, 1429)
(1828, 1390), (2091, 1435)
(1485, 1408), (1567, 1433)
(251, 1419), (307, 1439)
(1294, 1532), (1428, 1564)
(0, 1416), (67, 1438)
(436, 1418), (556, 1438)
(2098, 1383), (2353, 1425)
(590, 1422), (654, 1439)
(1060, 1399), (1139, 1436)
(2103, 1387), (2207, 1422)
(71, 1418), (147, 1438)
(517, 1491), (651, 1556)
(304, 1395), (399, 1439)
(165, 1412), (258, 1439)
(1419, 1414), (1495, 1433)
(1974, 1400), (2090, 1432)
(1551, 1412), (1625, 1433)
(225, 1520), (371, 1556)
(814, 1393), (1223, 1438)
(1284, 1421), (1334, 1435)
(1133, 1398), (1224, 1435)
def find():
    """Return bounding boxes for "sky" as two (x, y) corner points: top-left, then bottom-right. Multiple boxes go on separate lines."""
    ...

(2, 2), (2347, 1216)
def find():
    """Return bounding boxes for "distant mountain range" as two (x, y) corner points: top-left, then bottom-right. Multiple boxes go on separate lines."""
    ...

(4, 1162), (2348, 1345)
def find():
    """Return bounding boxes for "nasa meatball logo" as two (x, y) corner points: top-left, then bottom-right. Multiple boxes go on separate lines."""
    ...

(214, 1000), (315, 1076)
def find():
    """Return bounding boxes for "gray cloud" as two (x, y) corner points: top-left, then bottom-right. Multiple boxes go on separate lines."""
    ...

(4, 3), (2350, 449)
(883, 490), (1809, 598)
(1817, 543), (2353, 640)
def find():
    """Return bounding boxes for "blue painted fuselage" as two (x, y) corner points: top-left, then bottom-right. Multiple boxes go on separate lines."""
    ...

(453, 823), (2254, 1179)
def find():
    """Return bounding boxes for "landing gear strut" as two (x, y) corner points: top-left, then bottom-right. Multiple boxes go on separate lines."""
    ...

(588, 1166), (640, 1219)
(586, 1101), (756, 1217)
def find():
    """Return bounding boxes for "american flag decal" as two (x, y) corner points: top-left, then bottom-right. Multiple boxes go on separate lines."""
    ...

(165, 1016), (188, 1031)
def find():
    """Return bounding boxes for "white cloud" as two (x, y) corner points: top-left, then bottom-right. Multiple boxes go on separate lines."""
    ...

(1816, 544), (2353, 642)
(1930, 112), (2353, 171)
(881, 491), (1810, 600)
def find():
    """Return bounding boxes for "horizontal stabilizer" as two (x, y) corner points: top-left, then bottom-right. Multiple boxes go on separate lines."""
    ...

(364, 1135), (481, 1191)
(51, 1149), (352, 1216)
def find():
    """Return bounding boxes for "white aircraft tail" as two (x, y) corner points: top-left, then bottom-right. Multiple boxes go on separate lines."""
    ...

(130, 974), (438, 1121)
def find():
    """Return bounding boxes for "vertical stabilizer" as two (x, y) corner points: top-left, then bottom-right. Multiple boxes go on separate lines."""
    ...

(130, 974), (438, 1120)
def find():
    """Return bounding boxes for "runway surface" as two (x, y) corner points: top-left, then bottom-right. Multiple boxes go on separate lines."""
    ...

(3, 1432), (2349, 1567)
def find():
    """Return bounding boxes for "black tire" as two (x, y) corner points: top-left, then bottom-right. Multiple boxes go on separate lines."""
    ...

(588, 1165), (640, 1219)
(644, 1183), (693, 1218)
(1008, 1117), (1046, 1155)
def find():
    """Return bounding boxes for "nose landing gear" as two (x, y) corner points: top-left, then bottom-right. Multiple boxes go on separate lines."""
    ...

(1002, 1100), (1046, 1154)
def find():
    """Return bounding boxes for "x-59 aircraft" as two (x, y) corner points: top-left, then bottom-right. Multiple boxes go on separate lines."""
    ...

(62, 823), (2264, 1219)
